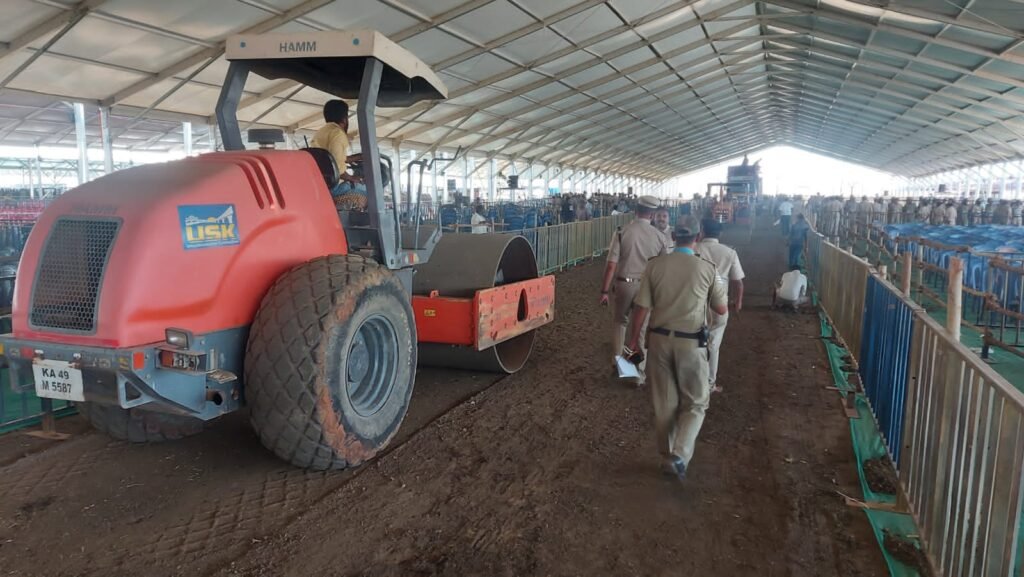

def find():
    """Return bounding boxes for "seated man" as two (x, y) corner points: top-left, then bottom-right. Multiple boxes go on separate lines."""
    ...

(772, 265), (808, 311)
(471, 205), (489, 234)
(310, 99), (366, 207)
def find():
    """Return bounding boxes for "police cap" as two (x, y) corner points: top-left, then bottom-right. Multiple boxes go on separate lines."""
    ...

(638, 195), (660, 209)
(675, 215), (700, 238)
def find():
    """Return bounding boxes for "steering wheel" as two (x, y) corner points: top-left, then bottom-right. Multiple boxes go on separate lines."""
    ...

(348, 159), (391, 189)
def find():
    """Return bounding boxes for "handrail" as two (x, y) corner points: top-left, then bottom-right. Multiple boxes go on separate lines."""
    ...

(915, 300), (1024, 407)
(822, 212), (1024, 358)
(990, 257), (1024, 274)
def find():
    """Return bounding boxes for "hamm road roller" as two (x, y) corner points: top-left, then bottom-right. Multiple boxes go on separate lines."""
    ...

(0, 30), (555, 470)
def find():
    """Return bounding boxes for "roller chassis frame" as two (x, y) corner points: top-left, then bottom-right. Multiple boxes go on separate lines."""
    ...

(1, 327), (245, 420)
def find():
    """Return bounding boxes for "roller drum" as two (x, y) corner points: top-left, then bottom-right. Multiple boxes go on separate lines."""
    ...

(413, 233), (539, 373)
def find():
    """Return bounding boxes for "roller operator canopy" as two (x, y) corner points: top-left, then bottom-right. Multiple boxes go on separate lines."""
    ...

(226, 30), (447, 106)
(0, 0), (1023, 180)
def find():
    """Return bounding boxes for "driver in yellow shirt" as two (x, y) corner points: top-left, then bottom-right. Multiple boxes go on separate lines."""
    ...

(310, 99), (365, 200)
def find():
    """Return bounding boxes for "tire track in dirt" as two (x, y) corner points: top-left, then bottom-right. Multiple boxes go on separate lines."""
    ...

(0, 369), (503, 577)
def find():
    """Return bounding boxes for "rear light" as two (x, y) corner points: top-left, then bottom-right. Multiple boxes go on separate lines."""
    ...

(165, 328), (192, 349)
(158, 350), (207, 372)
(20, 347), (34, 359)
(133, 351), (145, 370)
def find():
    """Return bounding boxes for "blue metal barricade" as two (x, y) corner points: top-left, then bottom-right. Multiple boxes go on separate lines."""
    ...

(859, 275), (916, 463)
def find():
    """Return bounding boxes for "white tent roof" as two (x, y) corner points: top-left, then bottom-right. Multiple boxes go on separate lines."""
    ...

(1, 0), (1023, 179)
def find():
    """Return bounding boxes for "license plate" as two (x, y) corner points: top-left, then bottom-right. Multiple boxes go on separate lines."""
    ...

(32, 359), (84, 402)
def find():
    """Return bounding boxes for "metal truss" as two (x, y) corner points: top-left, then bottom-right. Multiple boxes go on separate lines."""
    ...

(1, 0), (1022, 184)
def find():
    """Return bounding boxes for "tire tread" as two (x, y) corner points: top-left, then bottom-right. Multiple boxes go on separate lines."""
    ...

(77, 402), (205, 443)
(246, 254), (404, 471)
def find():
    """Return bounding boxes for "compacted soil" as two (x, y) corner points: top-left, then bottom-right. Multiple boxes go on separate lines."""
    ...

(0, 223), (886, 577)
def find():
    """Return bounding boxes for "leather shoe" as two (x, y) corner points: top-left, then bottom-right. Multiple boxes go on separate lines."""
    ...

(662, 456), (687, 481)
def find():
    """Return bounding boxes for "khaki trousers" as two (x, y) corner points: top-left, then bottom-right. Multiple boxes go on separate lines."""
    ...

(611, 279), (646, 354)
(647, 334), (710, 464)
(707, 321), (727, 386)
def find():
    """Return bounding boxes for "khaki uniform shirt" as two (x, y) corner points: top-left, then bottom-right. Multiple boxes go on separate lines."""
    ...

(310, 123), (351, 170)
(634, 252), (727, 333)
(607, 218), (672, 279)
(659, 227), (674, 249)
(698, 238), (745, 282)
(697, 238), (743, 328)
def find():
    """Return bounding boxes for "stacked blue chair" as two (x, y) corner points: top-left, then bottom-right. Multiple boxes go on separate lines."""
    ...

(440, 205), (461, 230)
(524, 209), (538, 229)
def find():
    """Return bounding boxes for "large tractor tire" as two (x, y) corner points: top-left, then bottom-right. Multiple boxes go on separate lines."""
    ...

(76, 402), (205, 443)
(245, 254), (416, 470)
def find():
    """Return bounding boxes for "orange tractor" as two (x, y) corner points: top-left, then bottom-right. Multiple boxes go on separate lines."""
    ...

(706, 159), (761, 226)
(0, 31), (554, 469)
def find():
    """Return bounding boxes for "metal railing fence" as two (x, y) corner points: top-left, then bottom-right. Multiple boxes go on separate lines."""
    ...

(812, 207), (1024, 361)
(903, 311), (1024, 577)
(516, 214), (631, 274)
(808, 231), (1024, 577)
(815, 237), (871, 359)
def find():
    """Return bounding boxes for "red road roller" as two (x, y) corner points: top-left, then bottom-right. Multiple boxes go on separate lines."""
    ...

(0, 30), (554, 470)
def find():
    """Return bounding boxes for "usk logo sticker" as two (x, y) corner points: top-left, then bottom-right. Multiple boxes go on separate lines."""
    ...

(178, 204), (240, 250)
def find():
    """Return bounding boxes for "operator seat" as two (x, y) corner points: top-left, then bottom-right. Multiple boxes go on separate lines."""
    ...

(302, 148), (391, 192)
(302, 147), (340, 191)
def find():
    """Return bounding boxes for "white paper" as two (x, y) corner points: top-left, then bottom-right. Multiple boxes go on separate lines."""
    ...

(615, 355), (641, 379)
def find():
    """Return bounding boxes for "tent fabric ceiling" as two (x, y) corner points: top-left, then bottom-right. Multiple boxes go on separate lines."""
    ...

(0, 0), (1022, 179)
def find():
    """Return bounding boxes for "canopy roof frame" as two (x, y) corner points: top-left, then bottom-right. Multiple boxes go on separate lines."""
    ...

(0, 0), (1021, 180)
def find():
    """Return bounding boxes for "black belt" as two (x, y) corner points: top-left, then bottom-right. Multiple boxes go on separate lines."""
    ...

(650, 327), (702, 339)
(616, 276), (641, 283)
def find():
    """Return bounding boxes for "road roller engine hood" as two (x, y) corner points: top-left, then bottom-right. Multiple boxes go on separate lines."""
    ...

(11, 151), (346, 347)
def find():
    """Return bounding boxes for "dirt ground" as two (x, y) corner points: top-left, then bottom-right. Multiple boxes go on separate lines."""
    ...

(0, 223), (887, 577)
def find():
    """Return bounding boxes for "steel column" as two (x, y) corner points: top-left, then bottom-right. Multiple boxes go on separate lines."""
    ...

(432, 157), (440, 203)
(73, 102), (88, 184)
(526, 162), (533, 199)
(34, 145), (43, 195)
(393, 142), (403, 203)
(182, 121), (192, 156)
(99, 106), (113, 175)
(488, 157), (495, 201)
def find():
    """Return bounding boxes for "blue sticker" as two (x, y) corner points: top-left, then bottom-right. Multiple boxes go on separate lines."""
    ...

(178, 204), (240, 250)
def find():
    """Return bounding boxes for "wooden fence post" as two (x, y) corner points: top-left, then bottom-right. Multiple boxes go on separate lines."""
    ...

(901, 251), (912, 297)
(914, 245), (924, 300)
(948, 256), (963, 342)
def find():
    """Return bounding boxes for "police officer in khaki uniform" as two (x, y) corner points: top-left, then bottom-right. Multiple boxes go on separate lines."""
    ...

(654, 207), (673, 248)
(624, 222), (728, 480)
(599, 195), (672, 365)
(696, 219), (744, 393)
